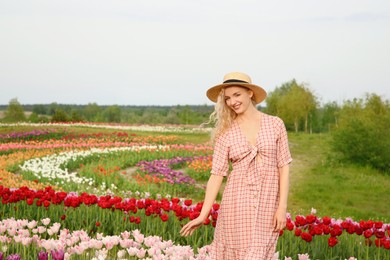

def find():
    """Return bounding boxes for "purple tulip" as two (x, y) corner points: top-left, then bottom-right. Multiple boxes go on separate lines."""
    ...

(0, 129), (54, 139)
(38, 251), (48, 260)
(51, 250), (64, 260)
(136, 156), (200, 185)
(0, 252), (3, 260)
(5, 255), (21, 260)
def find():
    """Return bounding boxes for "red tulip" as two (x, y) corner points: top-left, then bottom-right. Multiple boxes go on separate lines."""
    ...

(322, 216), (331, 225)
(26, 198), (34, 205)
(306, 214), (317, 224)
(383, 239), (390, 249)
(160, 214), (169, 222)
(171, 198), (180, 204)
(286, 221), (294, 231)
(364, 229), (373, 239)
(328, 236), (338, 247)
(212, 204), (220, 211)
(301, 232), (312, 242)
(294, 228), (302, 237)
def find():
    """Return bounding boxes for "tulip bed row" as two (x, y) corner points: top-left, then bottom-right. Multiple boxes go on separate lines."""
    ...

(0, 134), (183, 152)
(0, 123), (212, 134)
(0, 129), (59, 141)
(0, 125), (389, 259)
(0, 217), (211, 260)
(1, 186), (389, 259)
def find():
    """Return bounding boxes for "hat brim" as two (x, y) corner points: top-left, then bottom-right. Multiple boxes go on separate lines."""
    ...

(206, 82), (267, 104)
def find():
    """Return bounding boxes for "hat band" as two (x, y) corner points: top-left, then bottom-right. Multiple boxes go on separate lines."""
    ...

(223, 79), (249, 84)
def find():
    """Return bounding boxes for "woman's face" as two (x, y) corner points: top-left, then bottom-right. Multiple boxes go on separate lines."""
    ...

(224, 86), (254, 114)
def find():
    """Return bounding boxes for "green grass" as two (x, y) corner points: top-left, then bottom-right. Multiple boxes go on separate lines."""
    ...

(287, 133), (390, 221)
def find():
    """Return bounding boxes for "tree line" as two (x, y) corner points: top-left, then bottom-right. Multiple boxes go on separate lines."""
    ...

(1, 79), (389, 172)
(0, 101), (214, 125)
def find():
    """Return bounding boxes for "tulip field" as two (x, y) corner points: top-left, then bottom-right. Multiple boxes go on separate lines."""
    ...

(0, 122), (389, 260)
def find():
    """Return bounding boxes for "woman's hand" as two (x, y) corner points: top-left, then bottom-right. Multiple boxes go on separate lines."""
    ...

(273, 207), (286, 232)
(179, 217), (205, 237)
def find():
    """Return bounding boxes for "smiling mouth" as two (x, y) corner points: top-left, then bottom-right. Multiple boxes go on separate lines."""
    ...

(232, 104), (241, 110)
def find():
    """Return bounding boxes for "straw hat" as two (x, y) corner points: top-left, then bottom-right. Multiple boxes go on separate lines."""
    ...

(206, 72), (267, 104)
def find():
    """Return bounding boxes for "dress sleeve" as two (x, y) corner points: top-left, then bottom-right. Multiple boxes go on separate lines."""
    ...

(210, 132), (230, 177)
(276, 117), (293, 168)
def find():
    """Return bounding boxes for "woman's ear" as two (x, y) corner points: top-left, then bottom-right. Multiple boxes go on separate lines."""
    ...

(247, 89), (254, 99)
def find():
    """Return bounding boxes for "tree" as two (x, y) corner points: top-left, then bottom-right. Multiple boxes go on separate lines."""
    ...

(265, 80), (294, 116)
(83, 103), (101, 122)
(32, 104), (48, 115)
(177, 105), (195, 125)
(164, 107), (180, 124)
(48, 102), (59, 115)
(321, 102), (340, 132)
(103, 105), (121, 123)
(70, 110), (84, 122)
(3, 98), (26, 122)
(28, 112), (49, 123)
(51, 109), (70, 122)
(139, 108), (163, 124)
(269, 80), (318, 132)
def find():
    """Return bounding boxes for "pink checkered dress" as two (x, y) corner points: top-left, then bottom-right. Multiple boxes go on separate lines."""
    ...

(210, 113), (292, 260)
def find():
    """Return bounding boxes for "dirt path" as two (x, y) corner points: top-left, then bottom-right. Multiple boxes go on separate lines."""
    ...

(287, 134), (329, 210)
(121, 166), (138, 181)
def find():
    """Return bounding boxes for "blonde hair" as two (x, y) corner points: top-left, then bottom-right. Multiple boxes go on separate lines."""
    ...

(204, 87), (257, 142)
(202, 89), (235, 142)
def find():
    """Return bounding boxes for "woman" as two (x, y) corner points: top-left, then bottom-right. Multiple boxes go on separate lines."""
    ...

(180, 72), (292, 259)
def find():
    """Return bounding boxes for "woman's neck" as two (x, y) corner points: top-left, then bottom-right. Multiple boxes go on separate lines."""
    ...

(236, 105), (260, 122)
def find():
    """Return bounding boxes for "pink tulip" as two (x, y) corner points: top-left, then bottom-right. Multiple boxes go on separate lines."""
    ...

(298, 253), (311, 260)
(119, 239), (133, 248)
(126, 247), (139, 256)
(120, 231), (131, 239)
(37, 226), (46, 234)
(7, 228), (16, 236)
(136, 248), (146, 258)
(41, 218), (51, 226)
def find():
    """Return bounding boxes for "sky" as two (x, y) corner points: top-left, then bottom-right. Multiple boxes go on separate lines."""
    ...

(0, 0), (389, 106)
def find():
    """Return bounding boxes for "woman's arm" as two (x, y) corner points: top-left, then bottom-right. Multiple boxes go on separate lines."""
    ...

(180, 174), (224, 237)
(273, 164), (290, 231)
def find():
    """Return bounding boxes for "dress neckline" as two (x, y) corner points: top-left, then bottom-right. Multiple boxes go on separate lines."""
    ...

(234, 112), (264, 148)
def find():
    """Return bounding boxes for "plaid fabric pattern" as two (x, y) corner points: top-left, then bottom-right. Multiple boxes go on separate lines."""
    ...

(210, 113), (292, 260)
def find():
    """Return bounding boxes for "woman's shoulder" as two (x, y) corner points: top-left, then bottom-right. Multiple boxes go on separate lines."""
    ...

(261, 112), (286, 130)
(261, 112), (284, 124)
(214, 123), (235, 142)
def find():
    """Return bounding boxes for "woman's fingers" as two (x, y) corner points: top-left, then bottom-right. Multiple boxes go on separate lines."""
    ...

(180, 218), (204, 237)
(180, 221), (196, 237)
(180, 224), (191, 236)
(273, 217), (286, 232)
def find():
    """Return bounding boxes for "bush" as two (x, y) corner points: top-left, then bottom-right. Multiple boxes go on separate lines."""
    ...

(331, 94), (390, 173)
(51, 108), (70, 122)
